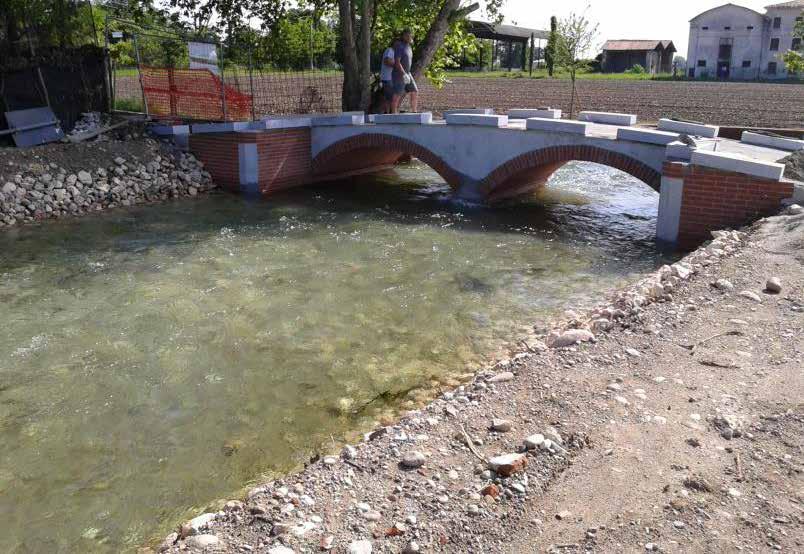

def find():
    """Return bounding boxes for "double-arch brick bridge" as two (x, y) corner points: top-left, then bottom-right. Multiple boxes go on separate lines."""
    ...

(183, 111), (802, 249)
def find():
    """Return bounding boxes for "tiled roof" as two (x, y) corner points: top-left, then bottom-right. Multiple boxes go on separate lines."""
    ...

(766, 0), (804, 8)
(602, 40), (675, 51)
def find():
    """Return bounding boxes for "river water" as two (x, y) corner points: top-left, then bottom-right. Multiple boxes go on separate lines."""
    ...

(0, 161), (674, 552)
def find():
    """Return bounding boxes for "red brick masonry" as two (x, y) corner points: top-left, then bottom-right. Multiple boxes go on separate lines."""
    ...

(665, 161), (795, 248)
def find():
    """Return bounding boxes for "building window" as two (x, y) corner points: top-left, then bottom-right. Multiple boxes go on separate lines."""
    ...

(773, 17), (781, 29)
(768, 62), (777, 74)
(747, 26), (754, 30)
(689, 67), (695, 78)
(742, 60), (751, 68)
(770, 38), (780, 51)
(794, 38), (802, 51)
(697, 60), (706, 67)
(702, 26), (709, 30)
(724, 26), (731, 30)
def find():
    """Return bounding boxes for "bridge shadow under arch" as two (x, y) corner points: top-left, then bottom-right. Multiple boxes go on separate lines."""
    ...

(480, 145), (663, 203)
(312, 133), (463, 189)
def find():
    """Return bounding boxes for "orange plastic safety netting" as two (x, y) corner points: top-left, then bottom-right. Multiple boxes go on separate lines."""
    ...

(140, 67), (252, 121)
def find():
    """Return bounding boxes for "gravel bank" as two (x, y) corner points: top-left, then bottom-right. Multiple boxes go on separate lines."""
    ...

(153, 204), (804, 553)
(0, 138), (216, 228)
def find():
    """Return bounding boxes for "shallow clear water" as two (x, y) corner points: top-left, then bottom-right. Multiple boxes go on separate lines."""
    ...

(0, 161), (674, 552)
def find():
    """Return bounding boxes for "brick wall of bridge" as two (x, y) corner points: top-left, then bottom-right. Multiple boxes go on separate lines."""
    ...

(665, 162), (794, 248)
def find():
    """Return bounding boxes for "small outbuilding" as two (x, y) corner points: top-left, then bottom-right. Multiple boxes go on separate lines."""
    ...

(601, 40), (677, 74)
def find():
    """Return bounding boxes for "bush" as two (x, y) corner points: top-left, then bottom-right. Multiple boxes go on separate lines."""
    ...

(625, 64), (647, 74)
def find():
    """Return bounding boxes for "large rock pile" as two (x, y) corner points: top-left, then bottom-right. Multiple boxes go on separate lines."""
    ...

(0, 150), (216, 227)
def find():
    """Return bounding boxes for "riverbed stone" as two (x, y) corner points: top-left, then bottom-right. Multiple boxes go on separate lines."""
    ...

(524, 434), (545, 450)
(549, 329), (595, 348)
(739, 290), (762, 302)
(400, 451), (426, 468)
(348, 540), (373, 554)
(491, 418), (512, 432)
(765, 277), (782, 294)
(185, 534), (220, 548)
(488, 453), (527, 477)
(488, 371), (515, 383)
(77, 170), (93, 185)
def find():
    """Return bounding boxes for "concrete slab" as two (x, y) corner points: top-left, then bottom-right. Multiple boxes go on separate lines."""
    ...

(666, 141), (695, 161)
(191, 121), (252, 134)
(371, 112), (433, 125)
(509, 108), (561, 120)
(658, 118), (719, 138)
(149, 124), (190, 136)
(579, 111), (637, 126)
(617, 127), (680, 145)
(442, 108), (495, 116)
(445, 113), (508, 127)
(691, 150), (785, 181)
(741, 131), (804, 151)
(256, 117), (313, 129)
(526, 117), (589, 135)
(311, 114), (365, 126)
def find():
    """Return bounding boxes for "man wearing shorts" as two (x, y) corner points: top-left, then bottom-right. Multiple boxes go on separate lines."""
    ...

(391, 29), (418, 113)
(380, 42), (396, 113)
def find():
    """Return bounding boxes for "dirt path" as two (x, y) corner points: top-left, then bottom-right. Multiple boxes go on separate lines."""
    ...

(157, 209), (803, 554)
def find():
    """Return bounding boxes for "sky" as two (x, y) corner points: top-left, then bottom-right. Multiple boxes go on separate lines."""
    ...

(489, 0), (777, 58)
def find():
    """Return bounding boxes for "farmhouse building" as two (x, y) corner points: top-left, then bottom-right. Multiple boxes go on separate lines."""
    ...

(601, 40), (677, 74)
(687, 1), (803, 80)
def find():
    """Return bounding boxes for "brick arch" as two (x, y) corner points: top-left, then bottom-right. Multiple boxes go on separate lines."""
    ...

(480, 145), (663, 202)
(312, 133), (462, 188)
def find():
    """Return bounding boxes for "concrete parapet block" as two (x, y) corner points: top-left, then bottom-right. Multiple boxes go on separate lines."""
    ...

(443, 108), (495, 116)
(256, 117), (313, 129)
(371, 112), (434, 125)
(191, 122), (252, 134)
(579, 111), (637, 126)
(525, 117), (589, 135)
(311, 114), (366, 126)
(691, 150), (785, 181)
(617, 127), (679, 145)
(445, 113), (508, 127)
(508, 108), (562, 119)
(658, 118), (719, 138)
(666, 141), (695, 161)
(149, 124), (190, 136)
(741, 131), (804, 151)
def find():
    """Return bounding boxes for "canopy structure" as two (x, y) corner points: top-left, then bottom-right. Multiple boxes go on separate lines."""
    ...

(463, 20), (549, 74)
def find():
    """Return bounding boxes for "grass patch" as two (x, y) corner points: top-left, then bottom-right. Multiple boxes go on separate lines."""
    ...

(444, 69), (676, 80)
(114, 98), (145, 112)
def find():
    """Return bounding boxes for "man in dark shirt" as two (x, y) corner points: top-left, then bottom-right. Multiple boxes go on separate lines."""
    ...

(391, 29), (419, 113)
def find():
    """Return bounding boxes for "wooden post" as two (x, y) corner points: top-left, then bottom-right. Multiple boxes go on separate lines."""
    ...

(219, 42), (228, 121)
(133, 33), (149, 118)
(248, 46), (256, 121)
(529, 33), (535, 76)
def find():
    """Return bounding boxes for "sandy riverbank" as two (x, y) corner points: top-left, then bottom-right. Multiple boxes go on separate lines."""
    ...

(151, 202), (804, 554)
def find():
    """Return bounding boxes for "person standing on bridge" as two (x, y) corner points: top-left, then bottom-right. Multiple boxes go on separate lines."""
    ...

(391, 29), (419, 114)
(379, 40), (398, 113)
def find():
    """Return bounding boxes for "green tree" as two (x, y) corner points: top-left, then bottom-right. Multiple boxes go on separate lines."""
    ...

(545, 15), (557, 77)
(554, 11), (598, 118)
(783, 12), (804, 75)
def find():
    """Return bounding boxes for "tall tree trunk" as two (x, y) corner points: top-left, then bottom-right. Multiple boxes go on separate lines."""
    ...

(338, 0), (361, 111)
(339, 0), (374, 111)
(410, 1), (479, 80)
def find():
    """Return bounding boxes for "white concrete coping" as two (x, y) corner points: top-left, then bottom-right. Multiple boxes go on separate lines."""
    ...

(617, 127), (680, 145)
(741, 131), (804, 152)
(525, 117), (589, 136)
(442, 108), (495, 116)
(149, 124), (190, 136)
(666, 141), (695, 161)
(445, 113), (508, 127)
(658, 118), (719, 138)
(691, 150), (785, 181)
(509, 108), (562, 119)
(371, 112), (433, 125)
(191, 121), (252, 134)
(256, 117), (313, 129)
(578, 111), (638, 126)
(310, 114), (365, 126)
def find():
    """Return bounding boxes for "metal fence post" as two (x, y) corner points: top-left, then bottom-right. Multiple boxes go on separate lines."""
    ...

(219, 41), (228, 121)
(133, 33), (149, 118)
(529, 33), (535, 76)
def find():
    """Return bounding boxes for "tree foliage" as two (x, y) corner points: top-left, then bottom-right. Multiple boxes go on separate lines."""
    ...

(545, 15), (557, 77)
(783, 12), (804, 75)
(554, 11), (598, 117)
